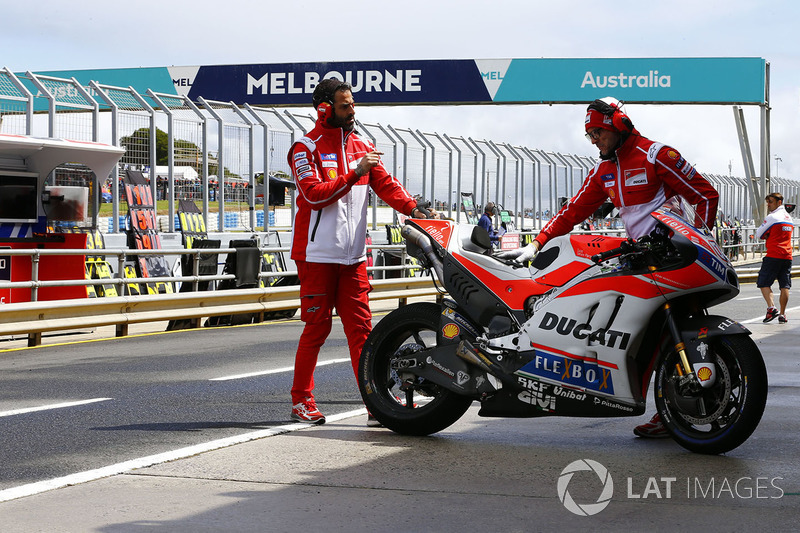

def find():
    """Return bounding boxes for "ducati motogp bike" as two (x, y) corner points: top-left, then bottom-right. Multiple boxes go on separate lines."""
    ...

(359, 199), (767, 454)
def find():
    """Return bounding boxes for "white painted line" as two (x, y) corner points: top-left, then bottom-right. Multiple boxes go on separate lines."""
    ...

(0, 398), (113, 418)
(209, 357), (350, 381)
(741, 305), (800, 324)
(0, 407), (366, 503)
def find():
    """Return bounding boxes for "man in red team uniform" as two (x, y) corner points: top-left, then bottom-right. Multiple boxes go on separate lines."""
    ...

(756, 192), (795, 324)
(287, 78), (437, 425)
(500, 97), (719, 439)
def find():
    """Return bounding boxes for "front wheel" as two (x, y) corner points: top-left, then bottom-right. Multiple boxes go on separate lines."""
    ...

(359, 302), (473, 436)
(655, 334), (767, 454)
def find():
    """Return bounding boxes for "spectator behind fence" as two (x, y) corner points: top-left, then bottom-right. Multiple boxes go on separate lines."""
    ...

(478, 202), (499, 245)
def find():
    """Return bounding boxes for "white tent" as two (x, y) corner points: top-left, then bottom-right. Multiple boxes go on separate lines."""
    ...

(153, 166), (198, 181)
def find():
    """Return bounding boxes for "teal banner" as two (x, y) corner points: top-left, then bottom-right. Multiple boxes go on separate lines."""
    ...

(493, 58), (766, 104)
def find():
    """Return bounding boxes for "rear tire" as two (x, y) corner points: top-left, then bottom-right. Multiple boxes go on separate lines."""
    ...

(359, 302), (473, 435)
(654, 335), (767, 454)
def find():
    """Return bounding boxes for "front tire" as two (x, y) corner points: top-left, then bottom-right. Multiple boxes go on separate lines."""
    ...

(654, 334), (767, 454)
(359, 302), (473, 435)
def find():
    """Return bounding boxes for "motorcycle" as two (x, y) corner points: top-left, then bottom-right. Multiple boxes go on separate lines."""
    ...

(359, 199), (767, 454)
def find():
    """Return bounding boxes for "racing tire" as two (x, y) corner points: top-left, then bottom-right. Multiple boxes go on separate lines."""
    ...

(654, 334), (767, 455)
(359, 302), (473, 436)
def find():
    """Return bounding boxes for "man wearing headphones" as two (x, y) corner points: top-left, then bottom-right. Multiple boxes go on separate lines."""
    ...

(287, 78), (437, 425)
(500, 96), (719, 439)
(479, 202), (500, 245)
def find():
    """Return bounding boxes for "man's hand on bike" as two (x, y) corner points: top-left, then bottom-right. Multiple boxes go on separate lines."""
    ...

(410, 200), (440, 219)
(496, 242), (539, 264)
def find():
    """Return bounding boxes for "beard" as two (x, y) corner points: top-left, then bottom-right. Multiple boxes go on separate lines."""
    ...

(330, 113), (355, 131)
(599, 147), (616, 161)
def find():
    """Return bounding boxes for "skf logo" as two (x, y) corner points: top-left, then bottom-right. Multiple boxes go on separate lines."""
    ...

(442, 323), (460, 339)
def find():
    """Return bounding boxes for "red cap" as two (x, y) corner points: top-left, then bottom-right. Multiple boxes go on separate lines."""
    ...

(585, 108), (617, 133)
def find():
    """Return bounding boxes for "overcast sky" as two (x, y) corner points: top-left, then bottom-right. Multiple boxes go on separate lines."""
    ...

(4, 0), (799, 180)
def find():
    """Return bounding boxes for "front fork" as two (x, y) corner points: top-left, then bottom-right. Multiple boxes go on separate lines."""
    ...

(663, 302), (716, 393)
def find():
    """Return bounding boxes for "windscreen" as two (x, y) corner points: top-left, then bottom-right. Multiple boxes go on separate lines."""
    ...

(658, 196), (713, 235)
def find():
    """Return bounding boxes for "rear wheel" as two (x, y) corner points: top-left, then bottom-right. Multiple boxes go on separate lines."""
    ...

(359, 302), (473, 435)
(654, 335), (767, 454)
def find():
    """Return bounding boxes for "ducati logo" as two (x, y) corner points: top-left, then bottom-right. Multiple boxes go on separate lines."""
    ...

(538, 312), (631, 350)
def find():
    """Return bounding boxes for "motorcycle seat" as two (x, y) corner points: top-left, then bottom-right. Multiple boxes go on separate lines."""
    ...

(462, 225), (493, 255)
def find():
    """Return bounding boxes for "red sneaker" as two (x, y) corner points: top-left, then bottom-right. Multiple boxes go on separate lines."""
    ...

(291, 398), (326, 424)
(779, 314), (788, 324)
(633, 413), (669, 438)
(763, 307), (779, 323)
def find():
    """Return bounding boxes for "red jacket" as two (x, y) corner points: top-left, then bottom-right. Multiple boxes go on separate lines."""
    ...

(756, 205), (795, 260)
(288, 117), (416, 264)
(535, 134), (719, 248)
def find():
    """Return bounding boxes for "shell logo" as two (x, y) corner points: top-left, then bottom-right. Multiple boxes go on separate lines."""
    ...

(697, 366), (713, 381)
(328, 169), (337, 180)
(442, 323), (460, 339)
(667, 150), (679, 159)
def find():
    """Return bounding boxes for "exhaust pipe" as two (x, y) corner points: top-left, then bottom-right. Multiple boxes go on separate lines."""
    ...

(456, 339), (518, 388)
(401, 224), (444, 281)
(456, 339), (494, 373)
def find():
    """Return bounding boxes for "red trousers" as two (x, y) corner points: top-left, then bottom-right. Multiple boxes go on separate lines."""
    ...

(291, 261), (372, 404)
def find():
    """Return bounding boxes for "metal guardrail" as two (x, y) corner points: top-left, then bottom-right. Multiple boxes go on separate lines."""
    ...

(0, 277), (441, 347)
(0, 244), (418, 300)
(0, 242), (428, 346)
(736, 266), (800, 283)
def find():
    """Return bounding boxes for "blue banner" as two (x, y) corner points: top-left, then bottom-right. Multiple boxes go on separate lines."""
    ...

(184, 60), (491, 105)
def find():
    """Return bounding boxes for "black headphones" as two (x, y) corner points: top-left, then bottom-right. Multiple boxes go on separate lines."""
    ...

(587, 98), (633, 133)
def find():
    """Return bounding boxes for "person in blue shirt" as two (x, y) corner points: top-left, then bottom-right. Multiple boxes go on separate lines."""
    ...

(478, 202), (499, 245)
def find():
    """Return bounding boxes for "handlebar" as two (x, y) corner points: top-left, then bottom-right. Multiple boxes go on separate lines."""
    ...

(414, 199), (432, 218)
(591, 238), (636, 264)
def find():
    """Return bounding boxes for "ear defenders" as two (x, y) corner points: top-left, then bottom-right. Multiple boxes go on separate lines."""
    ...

(317, 101), (333, 123)
(587, 98), (633, 133)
